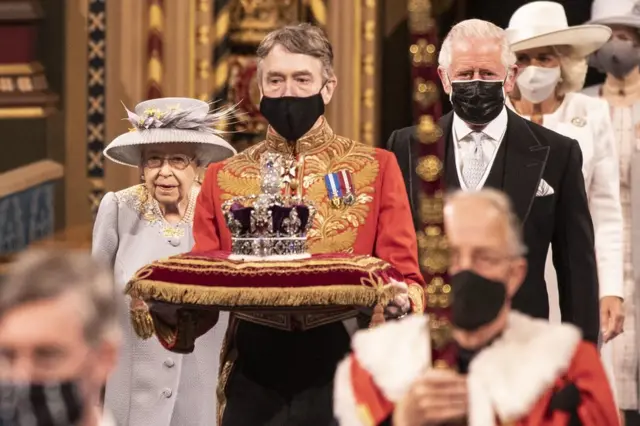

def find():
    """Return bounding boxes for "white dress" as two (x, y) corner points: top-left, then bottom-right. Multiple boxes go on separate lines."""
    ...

(584, 79), (640, 410)
(508, 92), (623, 404)
(92, 184), (228, 426)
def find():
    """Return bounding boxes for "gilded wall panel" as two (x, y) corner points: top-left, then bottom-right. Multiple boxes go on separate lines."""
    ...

(326, 0), (380, 147)
(209, 0), (327, 152)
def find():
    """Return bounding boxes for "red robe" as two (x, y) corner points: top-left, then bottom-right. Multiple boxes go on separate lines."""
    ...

(334, 312), (619, 426)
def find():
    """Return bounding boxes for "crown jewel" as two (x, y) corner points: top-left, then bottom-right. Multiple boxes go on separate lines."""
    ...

(223, 153), (316, 260)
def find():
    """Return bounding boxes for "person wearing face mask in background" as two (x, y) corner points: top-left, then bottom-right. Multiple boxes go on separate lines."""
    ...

(0, 249), (119, 426)
(582, 1), (640, 424)
(387, 19), (601, 344)
(504, 0), (624, 408)
(334, 189), (619, 426)
(151, 23), (424, 426)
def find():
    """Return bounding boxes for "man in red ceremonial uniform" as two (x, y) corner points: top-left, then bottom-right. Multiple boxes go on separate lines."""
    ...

(150, 24), (424, 426)
(334, 189), (619, 426)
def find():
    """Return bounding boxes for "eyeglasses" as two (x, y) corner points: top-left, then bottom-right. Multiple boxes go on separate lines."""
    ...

(144, 155), (193, 170)
(449, 250), (514, 271)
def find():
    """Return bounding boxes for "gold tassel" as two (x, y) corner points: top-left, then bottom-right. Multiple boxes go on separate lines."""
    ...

(130, 305), (155, 339)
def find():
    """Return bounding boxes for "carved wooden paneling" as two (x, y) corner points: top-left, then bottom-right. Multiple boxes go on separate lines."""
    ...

(210, 0), (327, 152)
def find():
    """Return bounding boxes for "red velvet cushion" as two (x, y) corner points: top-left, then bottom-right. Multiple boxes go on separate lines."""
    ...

(125, 250), (403, 310)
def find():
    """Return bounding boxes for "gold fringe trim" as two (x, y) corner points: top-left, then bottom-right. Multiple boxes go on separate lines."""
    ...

(126, 280), (398, 308)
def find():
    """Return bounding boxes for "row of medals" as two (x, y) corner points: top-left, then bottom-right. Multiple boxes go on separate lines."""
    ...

(282, 158), (355, 209)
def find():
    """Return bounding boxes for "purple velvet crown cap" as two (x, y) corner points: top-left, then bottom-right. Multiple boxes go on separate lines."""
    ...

(229, 203), (311, 236)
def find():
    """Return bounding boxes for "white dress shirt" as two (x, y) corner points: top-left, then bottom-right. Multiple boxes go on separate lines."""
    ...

(452, 107), (508, 190)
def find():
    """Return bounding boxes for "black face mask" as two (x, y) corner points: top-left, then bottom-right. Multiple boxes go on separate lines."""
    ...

(450, 79), (505, 126)
(451, 269), (507, 331)
(0, 381), (85, 426)
(259, 88), (326, 142)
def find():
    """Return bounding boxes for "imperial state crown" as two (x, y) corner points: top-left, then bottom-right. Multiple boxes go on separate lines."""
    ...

(222, 152), (317, 260)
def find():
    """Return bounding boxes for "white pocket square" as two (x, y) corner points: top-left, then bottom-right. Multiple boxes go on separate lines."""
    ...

(536, 179), (554, 197)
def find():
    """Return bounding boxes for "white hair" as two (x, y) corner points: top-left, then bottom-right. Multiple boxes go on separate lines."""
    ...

(445, 189), (528, 257)
(438, 19), (516, 71)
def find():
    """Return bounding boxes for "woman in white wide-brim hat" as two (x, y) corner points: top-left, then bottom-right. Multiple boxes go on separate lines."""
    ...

(583, 0), (640, 420)
(505, 0), (624, 406)
(93, 97), (236, 426)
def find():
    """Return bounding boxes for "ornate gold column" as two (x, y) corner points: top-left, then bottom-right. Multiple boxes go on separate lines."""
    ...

(211, 0), (230, 117)
(409, 0), (453, 368)
(147, 0), (164, 99)
(359, 0), (378, 146)
(408, 0), (441, 121)
(326, 0), (379, 146)
(191, 0), (213, 101)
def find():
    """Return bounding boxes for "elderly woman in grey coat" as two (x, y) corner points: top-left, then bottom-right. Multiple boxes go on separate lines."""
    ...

(92, 97), (236, 426)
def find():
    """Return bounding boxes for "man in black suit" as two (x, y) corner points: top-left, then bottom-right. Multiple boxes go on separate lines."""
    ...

(387, 18), (600, 344)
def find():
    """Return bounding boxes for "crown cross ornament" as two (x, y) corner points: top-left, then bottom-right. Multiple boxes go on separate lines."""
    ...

(223, 153), (317, 260)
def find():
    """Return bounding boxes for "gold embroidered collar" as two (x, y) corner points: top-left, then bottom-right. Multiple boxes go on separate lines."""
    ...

(265, 117), (336, 155)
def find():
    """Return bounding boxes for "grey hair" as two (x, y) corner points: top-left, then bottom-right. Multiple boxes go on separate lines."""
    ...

(439, 19), (516, 70)
(256, 23), (334, 81)
(0, 249), (120, 346)
(445, 189), (528, 257)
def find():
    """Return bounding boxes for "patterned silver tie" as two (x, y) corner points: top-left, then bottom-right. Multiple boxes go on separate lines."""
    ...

(462, 132), (487, 190)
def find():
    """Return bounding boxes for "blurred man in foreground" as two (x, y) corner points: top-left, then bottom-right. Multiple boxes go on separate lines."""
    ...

(334, 189), (619, 426)
(0, 249), (119, 426)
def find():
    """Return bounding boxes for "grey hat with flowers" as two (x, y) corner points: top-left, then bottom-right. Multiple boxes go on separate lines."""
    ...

(104, 97), (237, 167)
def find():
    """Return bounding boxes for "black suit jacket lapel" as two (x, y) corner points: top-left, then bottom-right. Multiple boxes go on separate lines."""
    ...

(502, 109), (550, 224)
(437, 113), (459, 189)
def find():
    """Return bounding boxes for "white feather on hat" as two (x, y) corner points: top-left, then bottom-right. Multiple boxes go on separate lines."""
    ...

(506, 1), (611, 57)
(104, 97), (237, 167)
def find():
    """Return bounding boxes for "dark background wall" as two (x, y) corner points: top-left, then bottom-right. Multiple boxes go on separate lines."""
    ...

(380, 0), (602, 144)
